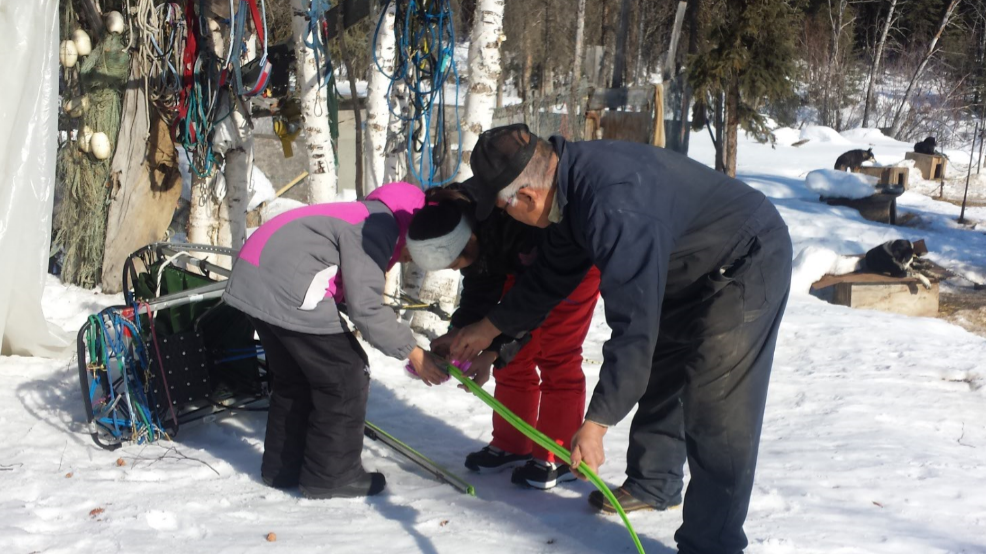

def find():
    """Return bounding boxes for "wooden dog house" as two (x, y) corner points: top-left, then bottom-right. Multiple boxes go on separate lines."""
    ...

(810, 272), (939, 317)
(904, 152), (947, 180)
(854, 166), (909, 190)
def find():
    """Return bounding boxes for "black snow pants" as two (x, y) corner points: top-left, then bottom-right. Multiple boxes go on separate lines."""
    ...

(250, 317), (371, 490)
(622, 222), (792, 554)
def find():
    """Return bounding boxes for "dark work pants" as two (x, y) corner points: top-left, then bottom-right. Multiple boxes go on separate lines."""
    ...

(623, 225), (792, 554)
(250, 317), (370, 490)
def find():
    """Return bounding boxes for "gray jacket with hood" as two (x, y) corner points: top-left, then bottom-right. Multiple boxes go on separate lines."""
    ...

(223, 182), (425, 360)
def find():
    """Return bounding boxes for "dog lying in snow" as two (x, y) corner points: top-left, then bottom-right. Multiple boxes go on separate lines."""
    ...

(834, 148), (876, 171)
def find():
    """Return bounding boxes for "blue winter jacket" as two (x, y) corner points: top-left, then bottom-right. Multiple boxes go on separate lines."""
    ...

(486, 137), (787, 426)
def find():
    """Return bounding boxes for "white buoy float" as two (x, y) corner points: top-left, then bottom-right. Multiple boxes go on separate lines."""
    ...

(62, 95), (90, 117)
(90, 132), (112, 160)
(72, 29), (92, 56)
(105, 11), (125, 34)
(59, 40), (78, 68)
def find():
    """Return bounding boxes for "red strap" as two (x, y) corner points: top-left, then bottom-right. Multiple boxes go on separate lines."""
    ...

(177, 0), (199, 125)
(245, 0), (265, 45)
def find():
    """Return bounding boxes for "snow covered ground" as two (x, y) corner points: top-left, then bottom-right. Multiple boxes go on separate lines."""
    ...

(3, 127), (986, 554)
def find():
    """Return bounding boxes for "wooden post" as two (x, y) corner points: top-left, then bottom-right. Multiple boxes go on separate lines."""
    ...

(960, 118), (979, 224)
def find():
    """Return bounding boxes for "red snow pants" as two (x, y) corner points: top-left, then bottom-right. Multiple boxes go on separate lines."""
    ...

(490, 267), (601, 462)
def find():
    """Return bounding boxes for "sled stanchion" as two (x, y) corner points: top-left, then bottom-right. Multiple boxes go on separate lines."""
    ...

(446, 364), (645, 554)
(364, 420), (475, 496)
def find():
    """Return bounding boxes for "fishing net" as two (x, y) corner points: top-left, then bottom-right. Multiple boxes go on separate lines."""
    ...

(54, 33), (130, 288)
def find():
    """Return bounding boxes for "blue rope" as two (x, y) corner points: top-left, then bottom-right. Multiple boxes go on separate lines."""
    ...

(372, 0), (462, 187)
(304, 0), (335, 90)
(89, 308), (167, 444)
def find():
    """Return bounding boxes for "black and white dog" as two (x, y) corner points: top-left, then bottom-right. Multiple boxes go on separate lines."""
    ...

(863, 239), (932, 288)
(834, 148), (876, 171)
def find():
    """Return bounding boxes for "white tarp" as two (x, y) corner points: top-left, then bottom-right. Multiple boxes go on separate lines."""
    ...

(0, 0), (71, 357)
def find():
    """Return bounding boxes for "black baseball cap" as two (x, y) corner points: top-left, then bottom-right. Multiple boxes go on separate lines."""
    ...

(461, 124), (538, 220)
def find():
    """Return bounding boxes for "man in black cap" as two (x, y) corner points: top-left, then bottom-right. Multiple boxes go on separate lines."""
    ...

(451, 124), (792, 554)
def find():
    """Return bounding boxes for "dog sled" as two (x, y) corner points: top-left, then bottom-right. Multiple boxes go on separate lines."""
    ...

(76, 242), (472, 494)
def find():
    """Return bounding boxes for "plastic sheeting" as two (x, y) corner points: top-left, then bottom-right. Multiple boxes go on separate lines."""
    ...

(0, 0), (72, 357)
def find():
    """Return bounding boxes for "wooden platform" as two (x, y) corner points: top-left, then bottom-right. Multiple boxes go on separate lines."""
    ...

(855, 165), (909, 189)
(810, 272), (939, 317)
(904, 152), (947, 180)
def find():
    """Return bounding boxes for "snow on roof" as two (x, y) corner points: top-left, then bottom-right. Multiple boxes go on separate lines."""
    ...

(805, 169), (879, 199)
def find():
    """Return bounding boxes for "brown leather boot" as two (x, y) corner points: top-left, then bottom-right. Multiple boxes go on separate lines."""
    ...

(588, 486), (682, 514)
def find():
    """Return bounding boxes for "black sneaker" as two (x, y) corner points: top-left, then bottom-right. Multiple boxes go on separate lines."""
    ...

(299, 472), (387, 499)
(464, 446), (532, 473)
(510, 459), (578, 490)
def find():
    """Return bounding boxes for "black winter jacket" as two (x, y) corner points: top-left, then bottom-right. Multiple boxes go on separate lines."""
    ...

(450, 209), (540, 330)
(487, 137), (787, 426)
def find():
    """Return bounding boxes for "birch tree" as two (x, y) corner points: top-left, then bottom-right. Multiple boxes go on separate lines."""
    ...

(365, 1), (397, 194)
(216, 99), (253, 254)
(383, 81), (408, 183)
(890, 0), (962, 138)
(862, 0), (897, 128)
(188, 14), (227, 263)
(293, 0), (338, 203)
(410, 0), (505, 337)
(459, 0), (505, 179)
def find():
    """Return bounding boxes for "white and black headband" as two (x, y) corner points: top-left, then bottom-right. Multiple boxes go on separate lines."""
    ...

(405, 215), (472, 271)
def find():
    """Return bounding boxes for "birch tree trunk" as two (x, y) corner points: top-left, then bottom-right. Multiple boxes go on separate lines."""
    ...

(188, 14), (226, 263)
(188, 171), (222, 263)
(220, 102), (253, 254)
(382, 80), (408, 302)
(459, 0), (505, 179)
(293, 0), (338, 204)
(410, 0), (505, 337)
(214, 29), (256, 259)
(365, 1), (397, 194)
(383, 81), (408, 183)
(862, 0), (896, 128)
(890, 0), (961, 138)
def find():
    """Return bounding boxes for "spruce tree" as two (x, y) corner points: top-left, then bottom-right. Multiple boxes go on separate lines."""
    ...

(687, 0), (802, 177)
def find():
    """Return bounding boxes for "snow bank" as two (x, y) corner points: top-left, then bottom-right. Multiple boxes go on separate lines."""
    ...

(805, 169), (879, 199)
(247, 166), (276, 211)
(772, 127), (802, 147)
(800, 126), (852, 145)
(840, 127), (891, 143)
(790, 245), (862, 294)
(260, 198), (306, 221)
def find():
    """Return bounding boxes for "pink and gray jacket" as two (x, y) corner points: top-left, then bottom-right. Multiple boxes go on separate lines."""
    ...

(223, 182), (425, 359)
